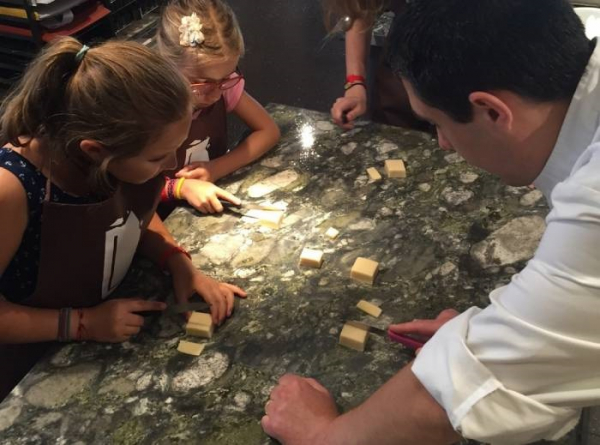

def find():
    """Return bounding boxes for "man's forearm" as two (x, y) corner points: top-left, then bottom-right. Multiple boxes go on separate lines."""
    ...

(320, 365), (460, 445)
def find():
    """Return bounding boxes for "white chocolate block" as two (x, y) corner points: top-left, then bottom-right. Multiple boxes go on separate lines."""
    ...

(299, 248), (324, 268)
(177, 340), (205, 356)
(339, 322), (368, 352)
(189, 311), (212, 326)
(356, 300), (382, 318)
(245, 209), (284, 229)
(384, 160), (406, 178)
(186, 322), (214, 338)
(350, 257), (379, 285)
(186, 312), (214, 339)
(325, 227), (340, 240)
(366, 167), (382, 181)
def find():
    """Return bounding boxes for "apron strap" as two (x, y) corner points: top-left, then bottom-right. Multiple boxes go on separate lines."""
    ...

(44, 177), (52, 202)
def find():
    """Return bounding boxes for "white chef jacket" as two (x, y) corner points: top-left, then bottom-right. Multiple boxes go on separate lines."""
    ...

(412, 41), (600, 444)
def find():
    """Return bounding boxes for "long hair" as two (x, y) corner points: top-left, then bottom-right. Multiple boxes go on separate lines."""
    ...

(157, 0), (245, 70)
(0, 37), (191, 194)
(323, 0), (387, 31)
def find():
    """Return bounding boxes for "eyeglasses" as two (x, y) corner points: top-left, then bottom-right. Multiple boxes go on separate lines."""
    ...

(190, 68), (244, 95)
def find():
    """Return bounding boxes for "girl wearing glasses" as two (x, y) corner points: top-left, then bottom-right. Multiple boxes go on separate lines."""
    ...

(156, 0), (281, 215)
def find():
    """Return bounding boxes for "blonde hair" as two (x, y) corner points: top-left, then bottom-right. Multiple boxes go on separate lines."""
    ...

(157, 0), (245, 69)
(323, 0), (387, 31)
(0, 37), (191, 195)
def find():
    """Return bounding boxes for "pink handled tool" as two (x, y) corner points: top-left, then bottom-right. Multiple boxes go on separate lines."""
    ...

(387, 330), (425, 350)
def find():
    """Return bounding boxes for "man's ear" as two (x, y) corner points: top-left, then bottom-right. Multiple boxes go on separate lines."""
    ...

(469, 91), (513, 131)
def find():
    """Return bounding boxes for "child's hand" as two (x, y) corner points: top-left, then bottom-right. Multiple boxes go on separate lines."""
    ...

(331, 86), (367, 130)
(181, 179), (241, 214)
(172, 267), (247, 325)
(176, 161), (214, 182)
(84, 299), (166, 343)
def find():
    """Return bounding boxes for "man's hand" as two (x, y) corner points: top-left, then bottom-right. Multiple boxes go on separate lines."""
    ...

(262, 374), (339, 445)
(389, 309), (459, 353)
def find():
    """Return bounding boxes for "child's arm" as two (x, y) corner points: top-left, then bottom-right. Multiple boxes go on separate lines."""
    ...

(0, 169), (164, 344)
(139, 213), (247, 324)
(0, 168), (60, 343)
(331, 17), (371, 129)
(179, 92), (281, 182)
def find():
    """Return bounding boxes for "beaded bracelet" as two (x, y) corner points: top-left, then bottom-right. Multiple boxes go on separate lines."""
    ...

(57, 307), (72, 342)
(167, 178), (176, 200)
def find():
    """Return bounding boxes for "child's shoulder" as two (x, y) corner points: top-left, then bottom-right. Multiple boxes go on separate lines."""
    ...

(0, 160), (28, 208)
(0, 146), (45, 203)
(223, 78), (246, 113)
(0, 146), (43, 182)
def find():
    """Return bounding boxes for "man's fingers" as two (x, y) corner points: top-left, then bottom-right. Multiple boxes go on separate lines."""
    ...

(305, 377), (329, 394)
(437, 308), (460, 320)
(261, 415), (275, 437)
(388, 320), (440, 338)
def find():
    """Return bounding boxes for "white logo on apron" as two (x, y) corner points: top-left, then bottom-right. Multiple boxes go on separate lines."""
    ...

(185, 137), (211, 165)
(102, 211), (142, 298)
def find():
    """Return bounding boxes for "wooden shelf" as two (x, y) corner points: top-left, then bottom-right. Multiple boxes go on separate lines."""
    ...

(0, 1), (109, 42)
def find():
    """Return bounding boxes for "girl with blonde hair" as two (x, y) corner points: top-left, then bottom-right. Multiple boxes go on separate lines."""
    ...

(157, 0), (280, 215)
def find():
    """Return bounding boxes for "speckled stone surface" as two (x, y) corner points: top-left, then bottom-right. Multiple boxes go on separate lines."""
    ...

(0, 104), (583, 445)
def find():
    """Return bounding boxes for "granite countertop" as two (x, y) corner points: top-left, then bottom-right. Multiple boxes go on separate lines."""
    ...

(0, 104), (569, 445)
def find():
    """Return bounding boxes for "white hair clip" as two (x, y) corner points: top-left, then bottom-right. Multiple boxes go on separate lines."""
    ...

(179, 13), (205, 47)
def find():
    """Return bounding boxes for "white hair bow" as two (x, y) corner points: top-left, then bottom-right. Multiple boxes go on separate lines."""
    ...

(179, 13), (205, 47)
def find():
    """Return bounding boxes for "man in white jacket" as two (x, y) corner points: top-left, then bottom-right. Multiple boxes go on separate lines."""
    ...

(262, 1), (600, 444)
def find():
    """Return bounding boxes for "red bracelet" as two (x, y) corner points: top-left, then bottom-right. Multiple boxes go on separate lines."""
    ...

(346, 74), (366, 84)
(76, 309), (86, 341)
(160, 176), (169, 202)
(159, 245), (191, 270)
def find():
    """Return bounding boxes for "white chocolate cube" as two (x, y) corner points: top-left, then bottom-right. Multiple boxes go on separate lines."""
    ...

(384, 160), (406, 178)
(350, 257), (379, 285)
(339, 322), (368, 352)
(186, 312), (214, 339)
(189, 311), (212, 326)
(177, 340), (205, 356)
(356, 300), (382, 318)
(246, 209), (284, 229)
(299, 248), (324, 268)
(186, 323), (214, 338)
(366, 167), (382, 181)
(325, 227), (340, 240)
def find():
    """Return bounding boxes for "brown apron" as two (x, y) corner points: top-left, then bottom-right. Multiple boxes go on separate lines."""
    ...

(371, 1), (432, 132)
(0, 176), (163, 401)
(175, 97), (228, 172)
(158, 97), (228, 218)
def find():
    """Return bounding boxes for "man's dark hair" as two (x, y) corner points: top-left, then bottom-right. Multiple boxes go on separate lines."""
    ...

(388, 0), (593, 122)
